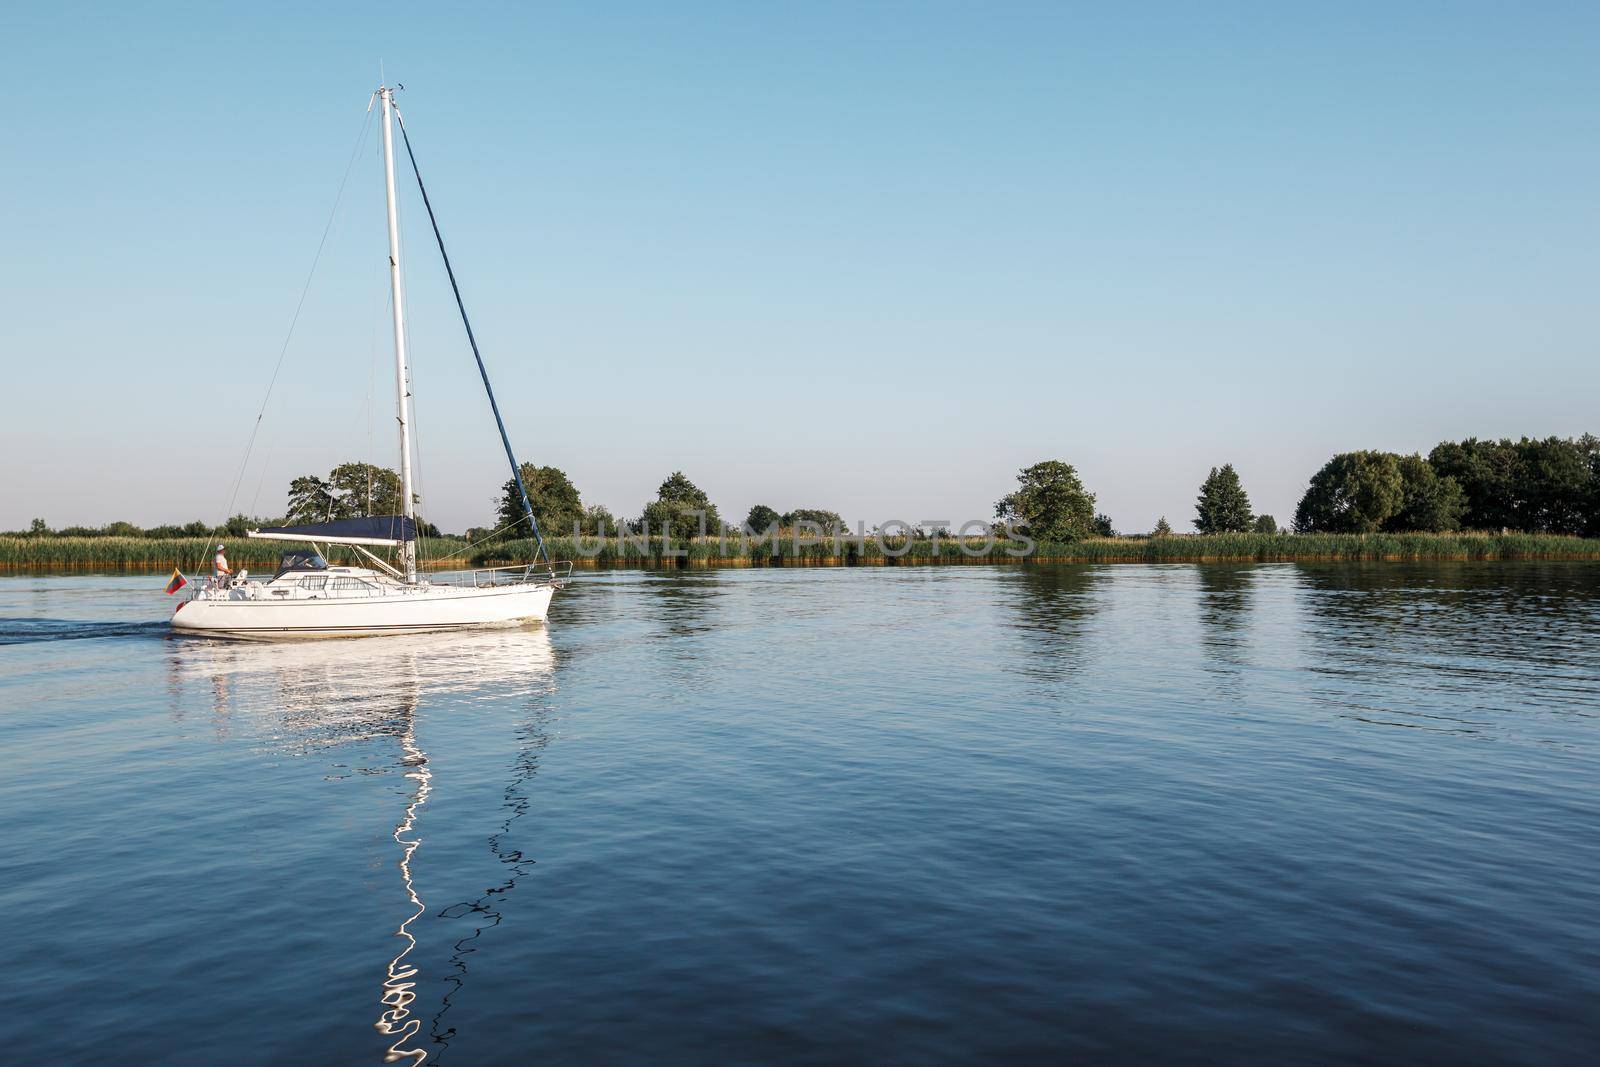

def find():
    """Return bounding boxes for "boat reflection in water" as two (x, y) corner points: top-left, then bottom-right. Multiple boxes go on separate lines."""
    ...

(167, 627), (557, 1065)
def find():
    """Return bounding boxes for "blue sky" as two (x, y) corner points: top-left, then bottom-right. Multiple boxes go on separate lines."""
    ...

(3, 1), (1598, 533)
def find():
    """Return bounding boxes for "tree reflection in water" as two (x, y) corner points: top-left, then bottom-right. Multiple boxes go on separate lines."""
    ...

(165, 628), (557, 1066)
(999, 565), (1103, 685)
(1292, 561), (1600, 733)
(1194, 565), (1256, 702)
(650, 572), (728, 642)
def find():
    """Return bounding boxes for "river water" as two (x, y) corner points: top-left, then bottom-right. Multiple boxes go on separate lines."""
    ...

(3, 564), (1598, 1064)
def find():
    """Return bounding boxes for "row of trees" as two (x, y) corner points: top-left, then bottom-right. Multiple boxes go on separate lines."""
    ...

(483, 466), (722, 542)
(993, 461), (1271, 542)
(1428, 436), (1598, 533)
(743, 506), (846, 534)
(289, 435), (1600, 545)
(1294, 436), (1600, 534)
(992, 437), (1600, 545)
(279, 436), (1600, 543)
(1293, 452), (1463, 533)
(15, 517), (239, 539)
(482, 466), (855, 542)
(19, 436), (1595, 545)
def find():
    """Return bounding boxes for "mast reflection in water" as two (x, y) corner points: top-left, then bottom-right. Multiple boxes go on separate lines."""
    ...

(429, 710), (552, 1059)
(166, 627), (557, 1065)
(376, 674), (430, 1066)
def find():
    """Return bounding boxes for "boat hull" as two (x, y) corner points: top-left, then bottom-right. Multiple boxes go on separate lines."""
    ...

(171, 582), (555, 639)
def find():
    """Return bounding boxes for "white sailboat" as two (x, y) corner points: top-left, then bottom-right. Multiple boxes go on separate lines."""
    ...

(172, 85), (568, 639)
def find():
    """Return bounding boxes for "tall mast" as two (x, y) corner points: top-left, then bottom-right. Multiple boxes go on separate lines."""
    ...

(379, 85), (418, 583)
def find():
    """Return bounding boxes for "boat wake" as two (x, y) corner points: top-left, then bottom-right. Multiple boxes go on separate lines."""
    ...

(0, 617), (169, 645)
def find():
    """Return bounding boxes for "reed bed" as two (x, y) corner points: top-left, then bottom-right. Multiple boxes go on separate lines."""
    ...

(0, 536), (471, 571)
(4, 531), (1597, 572)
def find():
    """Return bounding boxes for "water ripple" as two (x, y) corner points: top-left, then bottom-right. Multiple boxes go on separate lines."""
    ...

(3, 566), (1599, 1064)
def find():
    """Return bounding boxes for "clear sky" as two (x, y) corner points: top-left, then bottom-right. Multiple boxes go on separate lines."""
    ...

(3, 1), (1598, 534)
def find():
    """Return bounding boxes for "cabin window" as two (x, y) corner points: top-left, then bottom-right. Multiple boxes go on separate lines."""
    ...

(275, 550), (330, 578)
(331, 577), (377, 594)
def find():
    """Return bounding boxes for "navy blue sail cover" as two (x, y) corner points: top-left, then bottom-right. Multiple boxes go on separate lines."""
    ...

(253, 516), (417, 542)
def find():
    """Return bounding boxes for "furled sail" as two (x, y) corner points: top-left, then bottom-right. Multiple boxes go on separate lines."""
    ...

(248, 516), (417, 545)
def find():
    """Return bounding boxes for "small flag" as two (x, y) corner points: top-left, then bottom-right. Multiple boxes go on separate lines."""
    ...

(165, 568), (188, 595)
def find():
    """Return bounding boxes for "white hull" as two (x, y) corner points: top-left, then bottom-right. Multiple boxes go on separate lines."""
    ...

(172, 581), (555, 639)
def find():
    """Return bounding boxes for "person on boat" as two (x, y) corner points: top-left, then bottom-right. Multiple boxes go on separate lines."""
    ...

(213, 544), (233, 583)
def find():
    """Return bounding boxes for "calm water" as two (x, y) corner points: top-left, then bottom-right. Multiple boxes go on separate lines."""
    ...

(4, 564), (1599, 1064)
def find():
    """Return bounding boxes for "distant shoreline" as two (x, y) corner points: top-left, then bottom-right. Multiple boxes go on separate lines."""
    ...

(4, 532), (1599, 572)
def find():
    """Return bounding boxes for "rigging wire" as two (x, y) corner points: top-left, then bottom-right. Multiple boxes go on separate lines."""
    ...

(198, 104), (376, 569)
(391, 104), (553, 573)
(428, 513), (534, 563)
(247, 442), (275, 517)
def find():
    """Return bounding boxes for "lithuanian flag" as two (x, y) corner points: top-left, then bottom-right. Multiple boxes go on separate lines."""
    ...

(165, 568), (188, 595)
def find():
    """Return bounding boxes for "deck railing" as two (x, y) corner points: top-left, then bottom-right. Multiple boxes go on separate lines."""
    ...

(184, 561), (573, 597)
(423, 561), (572, 588)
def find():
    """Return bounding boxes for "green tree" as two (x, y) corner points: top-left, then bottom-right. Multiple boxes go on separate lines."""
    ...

(28, 518), (48, 536)
(1388, 454), (1465, 532)
(1194, 464), (1254, 534)
(994, 460), (1097, 543)
(782, 508), (844, 533)
(745, 504), (780, 533)
(1252, 514), (1277, 534)
(640, 471), (720, 541)
(1152, 516), (1173, 537)
(1584, 434), (1600, 537)
(1515, 436), (1592, 534)
(580, 503), (618, 536)
(221, 514), (269, 538)
(1427, 435), (1599, 533)
(285, 464), (404, 523)
(1427, 438), (1520, 530)
(1294, 451), (1405, 533)
(328, 462), (403, 518)
(496, 463), (583, 538)
(1092, 513), (1115, 537)
(286, 475), (335, 523)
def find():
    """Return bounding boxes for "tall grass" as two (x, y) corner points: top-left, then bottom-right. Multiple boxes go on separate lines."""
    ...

(4, 531), (1597, 571)
(0, 536), (471, 571)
